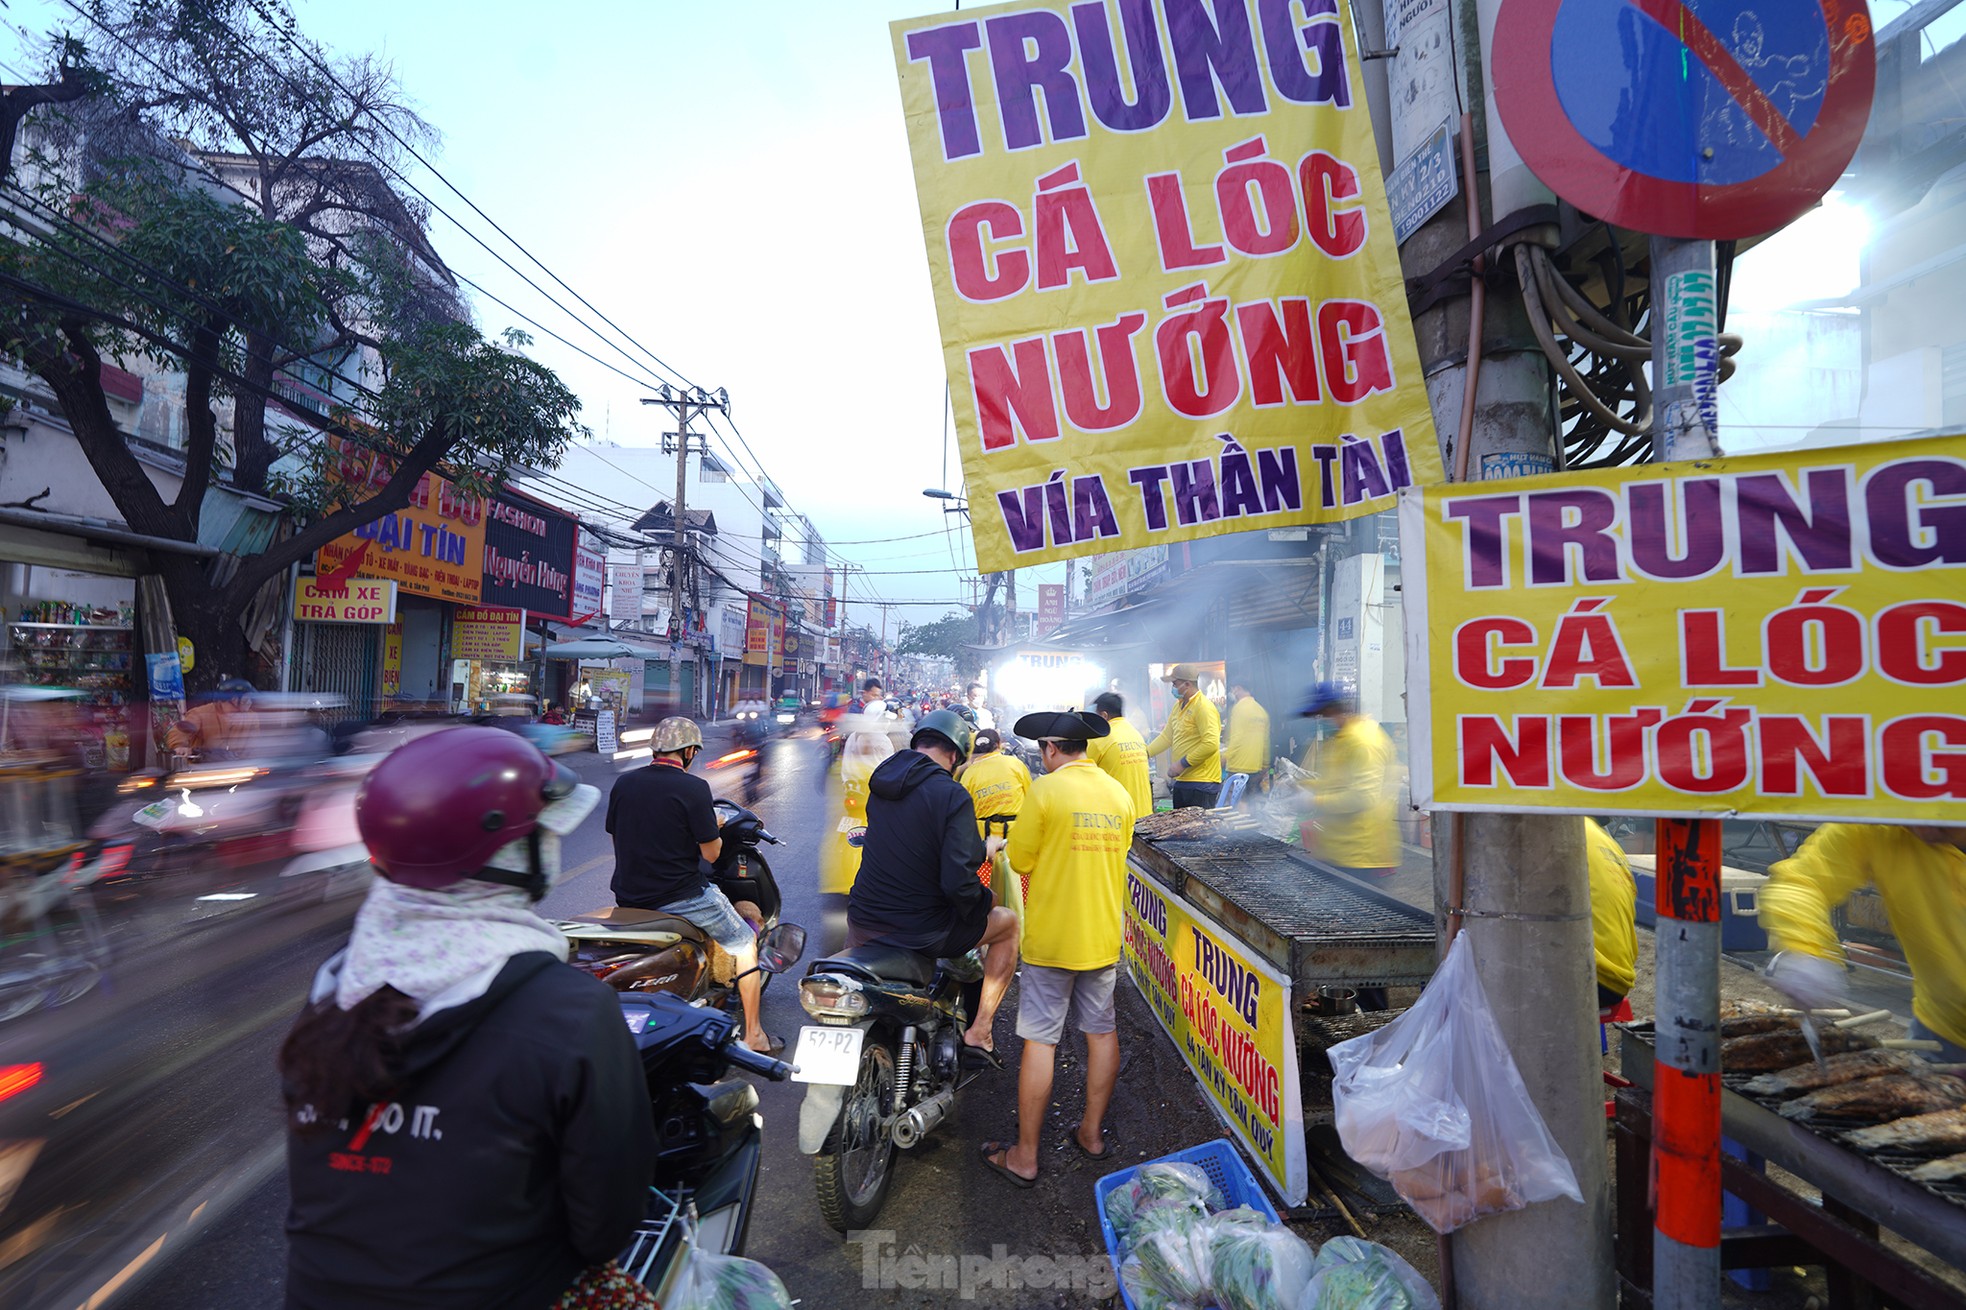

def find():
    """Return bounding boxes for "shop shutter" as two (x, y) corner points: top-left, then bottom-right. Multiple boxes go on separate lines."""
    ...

(297, 622), (380, 716)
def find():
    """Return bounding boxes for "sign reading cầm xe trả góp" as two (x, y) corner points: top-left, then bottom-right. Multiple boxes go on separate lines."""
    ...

(892, 0), (1441, 573)
(1398, 435), (1966, 823)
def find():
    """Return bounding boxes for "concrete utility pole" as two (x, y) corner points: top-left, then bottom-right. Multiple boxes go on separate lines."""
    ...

(640, 385), (728, 716)
(1358, 0), (1614, 1305)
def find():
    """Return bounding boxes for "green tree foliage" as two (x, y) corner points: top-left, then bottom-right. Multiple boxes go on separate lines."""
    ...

(896, 611), (980, 674)
(0, 0), (588, 689)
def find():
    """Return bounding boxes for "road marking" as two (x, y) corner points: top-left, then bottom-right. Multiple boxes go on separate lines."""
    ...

(559, 851), (614, 883)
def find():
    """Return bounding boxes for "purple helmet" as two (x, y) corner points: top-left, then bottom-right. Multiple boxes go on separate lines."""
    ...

(355, 726), (578, 889)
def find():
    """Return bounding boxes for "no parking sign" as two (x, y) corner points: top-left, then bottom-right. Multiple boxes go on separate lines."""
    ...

(1494, 0), (1875, 239)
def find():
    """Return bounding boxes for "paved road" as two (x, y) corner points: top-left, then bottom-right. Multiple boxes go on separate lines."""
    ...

(130, 726), (1234, 1308)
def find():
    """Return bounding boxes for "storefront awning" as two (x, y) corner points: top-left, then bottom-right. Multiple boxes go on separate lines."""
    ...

(542, 637), (669, 660)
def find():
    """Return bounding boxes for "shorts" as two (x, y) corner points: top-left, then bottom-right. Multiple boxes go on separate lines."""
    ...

(659, 883), (755, 954)
(1016, 963), (1118, 1045)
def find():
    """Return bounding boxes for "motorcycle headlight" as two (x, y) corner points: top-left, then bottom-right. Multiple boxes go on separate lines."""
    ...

(799, 975), (869, 1020)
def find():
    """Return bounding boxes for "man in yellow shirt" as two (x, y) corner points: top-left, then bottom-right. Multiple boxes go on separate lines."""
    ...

(1586, 818), (1637, 1013)
(980, 710), (1135, 1189)
(1087, 692), (1152, 819)
(1759, 824), (1966, 1062)
(1293, 682), (1399, 875)
(1222, 682), (1272, 799)
(1144, 663), (1222, 809)
(961, 729), (1031, 905)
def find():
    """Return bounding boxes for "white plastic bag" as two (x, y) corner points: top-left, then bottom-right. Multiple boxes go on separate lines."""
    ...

(666, 1221), (792, 1310)
(1326, 933), (1582, 1233)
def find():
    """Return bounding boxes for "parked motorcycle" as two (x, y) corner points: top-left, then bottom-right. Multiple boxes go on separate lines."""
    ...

(794, 942), (986, 1232)
(616, 924), (802, 1294)
(558, 799), (785, 1006)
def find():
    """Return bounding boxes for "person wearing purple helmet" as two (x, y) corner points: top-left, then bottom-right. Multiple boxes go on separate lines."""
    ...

(279, 726), (657, 1309)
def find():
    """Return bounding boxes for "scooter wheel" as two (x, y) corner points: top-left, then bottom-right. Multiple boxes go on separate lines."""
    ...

(814, 1038), (898, 1233)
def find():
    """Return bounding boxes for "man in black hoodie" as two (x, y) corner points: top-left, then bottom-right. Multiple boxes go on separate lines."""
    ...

(847, 708), (1020, 1058)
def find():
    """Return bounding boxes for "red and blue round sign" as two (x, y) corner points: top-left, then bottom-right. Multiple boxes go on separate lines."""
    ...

(1493, 0), (1875, 239)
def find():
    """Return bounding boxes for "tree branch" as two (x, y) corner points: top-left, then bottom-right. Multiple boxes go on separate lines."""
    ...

(173, 313), (228, 518)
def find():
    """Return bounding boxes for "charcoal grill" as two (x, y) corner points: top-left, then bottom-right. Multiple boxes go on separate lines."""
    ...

(1129, 833), (1436, 991)
(1616, 1023), (1966, 1307)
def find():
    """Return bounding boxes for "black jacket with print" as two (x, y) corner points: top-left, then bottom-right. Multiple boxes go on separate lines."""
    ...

(284, 953), (654, 1309)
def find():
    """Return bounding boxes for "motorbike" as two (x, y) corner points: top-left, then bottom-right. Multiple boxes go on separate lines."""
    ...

(794, 941), (986, 1232)
(558, 799), (785, 1006)
(616, 924), (802, 1295)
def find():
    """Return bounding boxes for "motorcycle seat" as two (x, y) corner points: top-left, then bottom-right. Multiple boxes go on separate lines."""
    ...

(811, 942), (935, 987)
(566, 905), (707, 942)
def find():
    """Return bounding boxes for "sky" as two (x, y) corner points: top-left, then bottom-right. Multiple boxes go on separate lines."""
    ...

(1, 0), (1071, 630)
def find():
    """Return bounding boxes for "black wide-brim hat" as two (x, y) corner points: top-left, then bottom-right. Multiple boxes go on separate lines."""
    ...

(1014, 710), (1110, 742)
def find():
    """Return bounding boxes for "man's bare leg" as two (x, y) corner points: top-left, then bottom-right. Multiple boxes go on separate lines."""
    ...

(1079, 1029), (1120, 1155)
(731, 938), (772, 1051)
(962, 906), (1019, 1050)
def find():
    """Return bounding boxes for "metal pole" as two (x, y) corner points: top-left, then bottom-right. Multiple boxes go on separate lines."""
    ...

(669, 401), (691, 719)
(1649, 234), (1724, 1307)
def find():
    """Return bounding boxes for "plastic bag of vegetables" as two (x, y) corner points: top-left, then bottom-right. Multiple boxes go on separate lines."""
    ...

(1103, 1162), (1223, 1249)
(1205, 1210), (1317, 1310)
(1296, 1237), (1440, 1310)
(1121, 1254), (1203, 1310)
(1129, 1206), (1216, 1306)
(666, 1225), (792, 1310)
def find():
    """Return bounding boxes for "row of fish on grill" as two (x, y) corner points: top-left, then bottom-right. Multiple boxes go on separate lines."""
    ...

(1719, 1009), (1966, 1185)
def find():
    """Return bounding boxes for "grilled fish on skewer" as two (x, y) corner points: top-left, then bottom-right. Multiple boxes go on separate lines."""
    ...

(1723, 1027), (1876, 1073)
(1846, 1108), (1966, 1155)
(1907, 1152), (1966, 1185)
(1721, 1013), (1797, 1039)
(1739, 1049), (1924, 1099)
(1777, 1073), (1966, 1123)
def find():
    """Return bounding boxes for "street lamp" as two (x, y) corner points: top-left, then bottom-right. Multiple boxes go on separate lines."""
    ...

(924, 488), (970, 518)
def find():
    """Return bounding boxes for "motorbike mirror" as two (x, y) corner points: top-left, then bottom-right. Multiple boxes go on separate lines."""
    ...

(757, 922), (807, 973)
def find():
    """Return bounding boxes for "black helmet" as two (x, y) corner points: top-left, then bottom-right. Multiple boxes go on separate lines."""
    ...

(949, 703), (978, 725)
(911, 707), (976, 761)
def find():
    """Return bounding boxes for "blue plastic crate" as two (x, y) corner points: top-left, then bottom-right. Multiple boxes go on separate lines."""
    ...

(1094, 1139), (1281, 1310)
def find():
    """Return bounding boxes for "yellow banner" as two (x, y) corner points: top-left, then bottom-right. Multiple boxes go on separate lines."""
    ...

(315, 437), (487, 605)
(893, 0), (1439, 572)
(1124, 862), (1306, 1204)
(451, 607), (524, 662)
(292, 577), (397, 624)
(1400, 435), (1966, 822)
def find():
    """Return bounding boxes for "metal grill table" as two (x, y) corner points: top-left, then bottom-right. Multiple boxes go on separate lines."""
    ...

(1616, 1025), (1966, 1308)
(1130, 834), (1436, 991)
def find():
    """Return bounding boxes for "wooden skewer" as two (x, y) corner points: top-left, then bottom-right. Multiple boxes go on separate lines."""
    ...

(1879, 1039), (1943, 1051)
(1776, 1007), (1853, 1019)
(1831, 1009), (1893, 1030)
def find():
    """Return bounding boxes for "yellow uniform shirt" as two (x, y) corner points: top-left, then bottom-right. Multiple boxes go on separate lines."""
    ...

(1586, 818), (1638, 999)
(1299, 715), (1398, 869)
(1006, 758), (1136, 970)
(1759, 824), (1966, 1050)
(819, 732), (890, 895)
(1087, 715), (1153, 819)
(1144, 692), (1222, 784)
(1223, 696), (1272, 775)
(961, 750), (1030, 836)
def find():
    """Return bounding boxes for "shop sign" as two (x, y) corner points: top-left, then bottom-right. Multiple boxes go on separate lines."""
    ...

(1399, 434), (1966, 822)
(381, 623), (403, 698)
(784, 630), (803, 659)
(769, 613), (786, 675)
(823, 569), (837, 629)
(1124, 863), (1306, 1204)
(451, 607), (524, 662)
(1085, 552), (1129, 613)
(608, 564), (644, 621)
(145, 651), (185, 701)
(744, 598), (771, 667)
(892, 0), (1441, 573)
(482, 491), (578, 620)
(1035, 583), (1065, 636)
(293, 577), (398, 624)
(315, 440), (486, 604)
(719, 606), (746, 657)
(572, 533), (606, 624)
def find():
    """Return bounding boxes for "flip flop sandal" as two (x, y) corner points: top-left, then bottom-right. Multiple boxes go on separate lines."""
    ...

(979, 1141), (1037, 1189)
(748, 1034), (786, 1056)
(960, 1041), (1004, 1070)
(1069, 1132), (1114, 1162)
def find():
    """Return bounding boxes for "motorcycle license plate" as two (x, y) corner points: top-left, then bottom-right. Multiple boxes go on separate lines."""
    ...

(791, 1025), (864, 1085)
